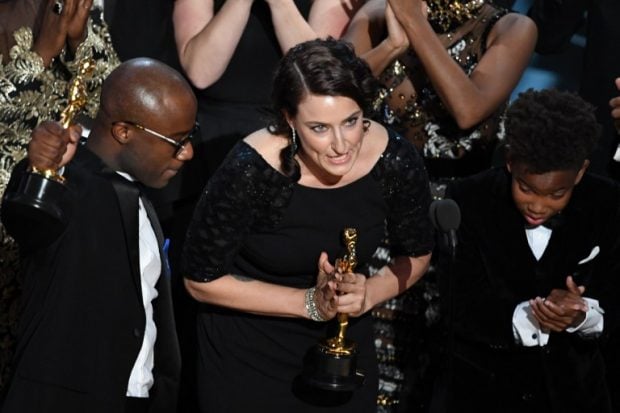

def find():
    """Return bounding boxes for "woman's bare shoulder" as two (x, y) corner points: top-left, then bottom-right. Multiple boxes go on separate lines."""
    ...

(357, 120), (390, 172)
(365, 120), (390, 153)
(243, 129), (289, 172)
(491, 12), (537, 43)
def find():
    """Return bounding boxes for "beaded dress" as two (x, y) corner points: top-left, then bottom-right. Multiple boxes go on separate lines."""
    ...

(378, 2), (507, 197)
(182, 130), (434, 412)
(371, 3), (508, 411)
(0, 3), (118, 395)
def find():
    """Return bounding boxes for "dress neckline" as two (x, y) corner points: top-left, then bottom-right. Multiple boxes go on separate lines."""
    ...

(239, 128), (394, 190)
(293, 173), (374, 191)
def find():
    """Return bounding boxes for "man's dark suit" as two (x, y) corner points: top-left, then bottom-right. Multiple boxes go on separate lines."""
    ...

(437, 167), (620, 413)
(0, 146), (181, 413)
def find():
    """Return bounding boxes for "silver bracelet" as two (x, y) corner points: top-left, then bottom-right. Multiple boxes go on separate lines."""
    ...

(305, 287), (327, 322)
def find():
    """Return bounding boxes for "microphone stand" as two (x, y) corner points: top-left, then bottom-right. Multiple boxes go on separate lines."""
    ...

(428, 199), (460, 413)
(445, 228), (457, 413)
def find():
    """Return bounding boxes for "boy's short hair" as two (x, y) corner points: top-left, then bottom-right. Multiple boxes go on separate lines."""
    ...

(505, 88), (601, 173)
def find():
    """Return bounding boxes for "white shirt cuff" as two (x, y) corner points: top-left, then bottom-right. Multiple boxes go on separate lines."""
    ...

(565, 297), (604, 336)
(512, 301), (550, 347)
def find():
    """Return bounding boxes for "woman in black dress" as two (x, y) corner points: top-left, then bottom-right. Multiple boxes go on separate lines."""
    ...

(182, 38), (434, 412)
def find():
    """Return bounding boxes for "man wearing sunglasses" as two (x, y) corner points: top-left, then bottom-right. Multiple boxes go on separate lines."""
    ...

(1, 57), (197, 413)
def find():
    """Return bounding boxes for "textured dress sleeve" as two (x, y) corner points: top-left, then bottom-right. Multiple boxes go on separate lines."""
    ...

(373, 130), (435, 257)
(182, 142), (293, 282)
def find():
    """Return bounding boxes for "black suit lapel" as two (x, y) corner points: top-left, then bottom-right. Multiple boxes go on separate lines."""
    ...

(139, 191), (165, 251)
(136, 186), (171, 280)
(106, 173), (142, 298)
(139, 191), (181, 405)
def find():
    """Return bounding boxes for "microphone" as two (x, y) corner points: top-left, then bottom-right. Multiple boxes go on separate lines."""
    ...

(429, 199), (461, 257)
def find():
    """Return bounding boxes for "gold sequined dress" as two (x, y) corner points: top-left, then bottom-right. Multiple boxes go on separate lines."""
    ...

(378, 3), (508, 197)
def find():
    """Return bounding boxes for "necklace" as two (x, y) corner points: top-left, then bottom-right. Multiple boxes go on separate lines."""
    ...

(427, 0), (485, 33)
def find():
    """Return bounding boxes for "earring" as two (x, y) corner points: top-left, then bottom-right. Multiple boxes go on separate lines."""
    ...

(291, 127), (298, 153)
(363, 119), (371, 133)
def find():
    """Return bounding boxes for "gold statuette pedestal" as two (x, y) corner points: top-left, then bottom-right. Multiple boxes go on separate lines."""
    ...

(4, 59), (94, 235)
(301, 228), (365, 392)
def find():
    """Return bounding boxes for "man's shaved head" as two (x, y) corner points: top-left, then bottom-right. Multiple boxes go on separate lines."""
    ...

(99, 57), (195, 124)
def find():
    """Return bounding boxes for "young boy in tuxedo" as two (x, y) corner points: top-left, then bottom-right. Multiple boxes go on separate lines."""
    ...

(437, 88), (620, 413)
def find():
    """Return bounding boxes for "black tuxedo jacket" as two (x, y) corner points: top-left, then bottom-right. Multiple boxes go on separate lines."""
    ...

(438, 167), (620, 413)
(0, 146), (180, 413)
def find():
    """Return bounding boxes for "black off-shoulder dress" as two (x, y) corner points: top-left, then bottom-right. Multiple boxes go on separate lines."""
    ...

(182, 129), (434, 412)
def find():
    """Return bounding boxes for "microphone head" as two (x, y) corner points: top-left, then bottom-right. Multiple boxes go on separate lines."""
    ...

(429, 199), (461, 233)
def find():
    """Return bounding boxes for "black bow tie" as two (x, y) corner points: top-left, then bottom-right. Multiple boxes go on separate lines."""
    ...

(524, 213), (565, 230)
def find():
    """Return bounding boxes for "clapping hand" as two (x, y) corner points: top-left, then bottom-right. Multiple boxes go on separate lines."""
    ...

(387, 0), (429, 26)
(529, 276), (588, 332)
(385, 3), (409, 54)
(33, 0), (93, 67)
(66, 0), (93, 52)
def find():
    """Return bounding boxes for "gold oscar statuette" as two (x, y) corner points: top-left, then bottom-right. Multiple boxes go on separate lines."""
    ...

(301, 228), (365, 392)
(322, 228), (358, 356)
(29, 58), (96, 182)
(4, 58), (96, 235)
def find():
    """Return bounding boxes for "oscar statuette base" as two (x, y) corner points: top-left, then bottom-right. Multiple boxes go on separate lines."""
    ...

(301, 341), (365, 392)
(4, 172), (68, 237)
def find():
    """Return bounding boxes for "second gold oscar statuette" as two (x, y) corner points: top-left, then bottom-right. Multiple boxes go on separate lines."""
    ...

(321, 228), (358, 356)
(300, 228), (364, 391)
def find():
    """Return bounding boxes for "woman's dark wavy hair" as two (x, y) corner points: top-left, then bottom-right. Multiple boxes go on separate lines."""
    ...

(505, 88), (601, 173)
(268, 37), (380, 179)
